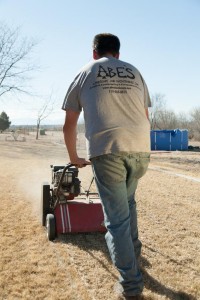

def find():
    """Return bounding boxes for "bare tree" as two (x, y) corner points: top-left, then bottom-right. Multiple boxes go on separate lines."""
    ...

(177, 112), (191, 129)
(190, 107), (200, 140)
(149, 93), (182, 129)
(0, 22), (38, 99)
(36, 94), (55, 139)
(156, 109), (178, 129)
(149, 93), (166, 129)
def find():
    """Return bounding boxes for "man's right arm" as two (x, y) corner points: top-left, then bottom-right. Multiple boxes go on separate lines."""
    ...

(63, 110), (90, 167)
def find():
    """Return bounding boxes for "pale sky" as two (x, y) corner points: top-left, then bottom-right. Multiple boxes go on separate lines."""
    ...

(0, 0), (200, 125)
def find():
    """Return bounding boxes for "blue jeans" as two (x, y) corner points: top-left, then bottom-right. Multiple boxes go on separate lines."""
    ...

(91, 152), (150, 296)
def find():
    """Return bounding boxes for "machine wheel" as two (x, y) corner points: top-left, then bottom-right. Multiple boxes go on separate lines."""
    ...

(41, 182), (51, 226)
(46, 214), (56, 241)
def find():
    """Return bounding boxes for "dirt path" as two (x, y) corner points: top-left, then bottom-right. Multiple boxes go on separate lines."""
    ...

(0, 133), (199, 300)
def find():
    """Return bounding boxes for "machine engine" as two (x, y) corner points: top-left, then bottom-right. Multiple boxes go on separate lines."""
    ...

(51, 165), (81, 200)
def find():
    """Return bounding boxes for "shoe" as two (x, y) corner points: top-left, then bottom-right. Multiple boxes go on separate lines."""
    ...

(114, 282), (144, 300)
(122, 294), (144, 300)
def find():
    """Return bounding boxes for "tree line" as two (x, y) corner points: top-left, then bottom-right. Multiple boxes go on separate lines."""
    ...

(149, 94), (200, 140)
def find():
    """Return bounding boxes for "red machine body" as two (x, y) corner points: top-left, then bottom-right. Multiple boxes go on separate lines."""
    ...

(41, 164), (106, 240)
(55, 199), (105, 234)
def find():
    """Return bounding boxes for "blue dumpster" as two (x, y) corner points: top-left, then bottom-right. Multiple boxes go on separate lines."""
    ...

(151, 129), (188, 151)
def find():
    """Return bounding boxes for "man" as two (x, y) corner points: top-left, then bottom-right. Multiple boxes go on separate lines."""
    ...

(62, 33), (151, 300)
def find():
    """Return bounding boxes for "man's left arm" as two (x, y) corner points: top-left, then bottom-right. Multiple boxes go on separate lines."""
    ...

(140, 74), (151, 121)
(145, 108), (149, 120)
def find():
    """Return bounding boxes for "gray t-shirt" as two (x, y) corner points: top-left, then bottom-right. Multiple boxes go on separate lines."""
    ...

(62, 57), (151, 158)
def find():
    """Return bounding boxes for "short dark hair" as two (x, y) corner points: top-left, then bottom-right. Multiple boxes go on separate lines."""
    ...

(93, 33), (120, 56)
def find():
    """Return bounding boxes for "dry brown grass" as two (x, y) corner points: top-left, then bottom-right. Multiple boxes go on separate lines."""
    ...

(0, 132), (199, 300)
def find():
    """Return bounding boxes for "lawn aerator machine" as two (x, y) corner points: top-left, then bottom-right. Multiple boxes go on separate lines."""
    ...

(41, 164), (106, 241)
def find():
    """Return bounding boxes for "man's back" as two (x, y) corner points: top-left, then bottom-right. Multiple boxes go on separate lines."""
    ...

(63, 56), (151, 158)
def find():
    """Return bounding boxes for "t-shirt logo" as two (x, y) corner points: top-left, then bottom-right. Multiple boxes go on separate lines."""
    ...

(97, 65), (135, 80)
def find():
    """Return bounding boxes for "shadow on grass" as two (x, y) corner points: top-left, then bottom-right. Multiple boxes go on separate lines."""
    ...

(188, 146), (200, 152)
(57, 233), (197, 300)
(140, 257), (197, 300)
(58, 232), (118, 280)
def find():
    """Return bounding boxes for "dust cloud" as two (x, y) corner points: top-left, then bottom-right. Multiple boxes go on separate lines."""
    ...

(17, 162), (51, 220)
